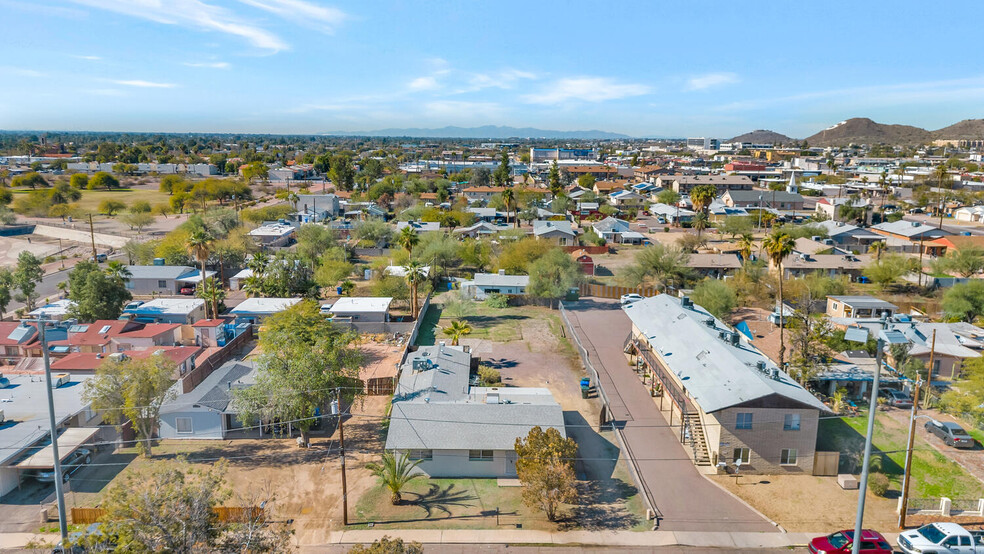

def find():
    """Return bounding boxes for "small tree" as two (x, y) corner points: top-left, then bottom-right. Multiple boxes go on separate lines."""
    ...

(365, 451), (425, 505)
(442, 320), (472, 345)
(349, 537), (422, 554)
(528, 248), (583, 306)
(98, 199), (126, 215)
(690, 278), (736, 319)
(13, 250), (44, 311)
(515, 426), (578, 522)
(83, 354), (176, 456)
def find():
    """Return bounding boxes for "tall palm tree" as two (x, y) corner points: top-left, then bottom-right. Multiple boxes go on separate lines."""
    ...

(691, 212), (708, 239)
(247, 252), (270, 275)
(689, 184), (716, 215)
(398, 226), (419, 257)
(936, 164), (950, 230)
(187, 228), (214, 296)
(442, 320), (472, 346)
(365, 451), (425, 505)
(196, 276), (226, 320)
(878, 171), (890, 216)
(501, 188), (517, 229)
(104, 260), (132, 285)
(736, 234), (754, 262)
(403, 261), (427, 319)
(763, 231), (794, 368)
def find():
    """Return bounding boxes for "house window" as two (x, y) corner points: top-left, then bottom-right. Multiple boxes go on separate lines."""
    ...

(783, 413), (801, 431)
(735, 413), (753, 430)
(469, 449), (493, 461)
(831, 302), (839, 311)
(158, 280), (168, 289)
(409, 449), (432, 461)
(125, 281), (134, 290)
(175, 417), (193, 434)
(732, 447), (750, 464)
(780, 448), (798, 465)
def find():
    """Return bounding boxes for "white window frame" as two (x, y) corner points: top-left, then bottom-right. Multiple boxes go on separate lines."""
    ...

(732, 447), (750, 464)
(468, 449), (493, 462)
(409, 449), (432, 461)
(783, 413), (801, 431)
(780, 448), (798, 466)
(158, 280), (168, 289)
(175, 417), (193, 434)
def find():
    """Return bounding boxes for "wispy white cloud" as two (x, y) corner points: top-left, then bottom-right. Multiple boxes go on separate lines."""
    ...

(0, 66), (46, 78)
(236, 0), (346, 32)
(183, 61), (231, 69)
(113, 79), (177, 88)
(72, 55), (102, 61)
(685, 72), (738, 91)
(408, 76), (441, 91)
(69, 0), (292, 52)
(459, 69), (537, 93)
(522, 77), (649, 105)
(83, 88), (126, 96)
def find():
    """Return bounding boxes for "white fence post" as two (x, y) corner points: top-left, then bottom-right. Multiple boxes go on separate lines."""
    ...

(941, 497), (952, 517)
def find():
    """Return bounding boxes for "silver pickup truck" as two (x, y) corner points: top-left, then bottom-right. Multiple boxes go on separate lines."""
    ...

(899, 522), (984, 553)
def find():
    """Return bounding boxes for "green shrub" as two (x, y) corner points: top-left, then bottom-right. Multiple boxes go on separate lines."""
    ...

(478, 366), (501, 386)
(484, 293), (508, 308)
(868, 472), (889, 497)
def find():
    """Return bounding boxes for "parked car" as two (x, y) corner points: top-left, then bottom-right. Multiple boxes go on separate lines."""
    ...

(319, 303), (333, 315)
(179, 286), (196, 295)
(90, 253), (108, 263)
(656, 215), (667, 224)
(925, 419), (975, 448)
(809, 529), (892, 554)
(29, 448), (92, 483)
(620, 293), (645, 305)
(878, 389), (913, 408)
(899, 522), (984, 553)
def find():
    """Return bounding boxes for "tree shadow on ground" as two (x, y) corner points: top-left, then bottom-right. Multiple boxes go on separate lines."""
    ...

(593, 266), (615, 277)
(558, 479), (642, 531)
(405, 483), (478, 519)
(463, 314), (529, 325)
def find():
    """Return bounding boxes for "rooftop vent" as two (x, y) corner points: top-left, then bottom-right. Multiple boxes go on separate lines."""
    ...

(755, 360), (767, 371)
(681, 296), (693, 309)
(704, 318), (715, 328)
(770, 368), (780, 380)
(729, 332), (741, 347)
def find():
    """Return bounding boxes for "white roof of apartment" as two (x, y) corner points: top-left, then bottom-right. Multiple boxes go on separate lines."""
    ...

(330, 297), (393, 313)
(229, 297), (301, 314)
(125, 298), (205, 315)
(872, 220), (950, 239)
(0, 373), (93, 466)
(248, 223), (295, 237)
(125, 265), (197, 280)
(624, 294), (828, 413)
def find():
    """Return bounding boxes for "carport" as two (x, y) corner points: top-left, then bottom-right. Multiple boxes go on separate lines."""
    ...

(15, 427), (101, 471)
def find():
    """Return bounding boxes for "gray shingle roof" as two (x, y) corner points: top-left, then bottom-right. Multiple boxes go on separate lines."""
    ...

(386, 402), (565, 450)
(161, 361), (256, 414)
(126, 265), (197, 280)
(624, 295), (828, 413)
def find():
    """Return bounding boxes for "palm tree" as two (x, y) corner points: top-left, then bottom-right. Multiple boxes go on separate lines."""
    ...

(691, 212), (708, 239)
(365, 451), (425, 505)
(196, 277), (226, 320)
(287, 191), (299, 210)
(241, 275), (264, 298)
(247, 252), (270, 275)
(878, 171), (890, 216)
(870, 240), (886, 262)
(403, 261), (427, 319)
(689, 185), (716, 215)
(501, 188), (517, 229)
(187, 228), (214, 299)
(104, 260), (132, 285)
(398, 226), (419, 257)
(736, 234), (754, 262)
(936, 164), (950, 229)
(763, 231), (794, 368)
(442, 320), (472, 346)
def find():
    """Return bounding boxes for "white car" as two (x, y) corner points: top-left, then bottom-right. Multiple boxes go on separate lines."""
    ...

(620, 293), (645, 305)
(319, 303), (333, 315)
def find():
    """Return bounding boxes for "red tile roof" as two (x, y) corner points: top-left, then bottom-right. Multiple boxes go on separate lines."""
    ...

(192, 319), (226, 328)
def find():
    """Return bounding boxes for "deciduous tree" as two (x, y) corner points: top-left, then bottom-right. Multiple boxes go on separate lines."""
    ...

(514, 426), (578, 522)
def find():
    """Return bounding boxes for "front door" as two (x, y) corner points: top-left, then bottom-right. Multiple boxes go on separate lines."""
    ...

(505, 451), (517, 477)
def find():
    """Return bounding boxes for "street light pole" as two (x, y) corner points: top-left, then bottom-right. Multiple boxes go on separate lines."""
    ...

(333, 387), (348, 526)
(899, 380), (923, 529)
(38, 313), (68, 545)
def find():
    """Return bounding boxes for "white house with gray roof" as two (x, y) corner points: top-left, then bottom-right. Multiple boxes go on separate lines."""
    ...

(532, 220), (576, 245)
(384, 344), (565, 478)
(159, 361), (257, 440)
(624, 295), (829, 474)
(124, 265), (215, 295)
(461, 270), (529, 300)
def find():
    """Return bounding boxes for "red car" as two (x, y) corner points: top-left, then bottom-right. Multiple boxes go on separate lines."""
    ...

(809, 529), (892, 554)
(179, 286), (196, 295)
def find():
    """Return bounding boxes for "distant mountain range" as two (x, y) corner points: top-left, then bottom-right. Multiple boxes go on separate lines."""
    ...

(726, 129), (794, 145)
(323, 125), (630, 139)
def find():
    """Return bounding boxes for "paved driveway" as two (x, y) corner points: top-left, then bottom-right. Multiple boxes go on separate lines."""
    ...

(563, 299), (775, 532)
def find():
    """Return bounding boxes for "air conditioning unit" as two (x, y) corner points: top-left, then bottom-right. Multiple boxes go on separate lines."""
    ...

(755, 360), (767, 371)
(52, 373), (70, 388)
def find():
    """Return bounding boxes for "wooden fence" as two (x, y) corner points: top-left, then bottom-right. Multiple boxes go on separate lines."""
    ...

(812, 451), (840, 476)
(72, 506), (264, 525)
(561, 245), (610, 255)
(578, 283), (660, 300)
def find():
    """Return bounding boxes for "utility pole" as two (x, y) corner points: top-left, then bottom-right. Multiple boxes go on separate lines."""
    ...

(899, 380), (922, 529)
(38, 313), (68, 545)
(334, 387), (349, 526)
(851, 315), (888, 554)
(88, 214), (97, 260)
(924, 330), (936, 409)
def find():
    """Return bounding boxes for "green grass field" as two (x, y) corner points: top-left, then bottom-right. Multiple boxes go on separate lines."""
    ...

(11, 187), (173, 214)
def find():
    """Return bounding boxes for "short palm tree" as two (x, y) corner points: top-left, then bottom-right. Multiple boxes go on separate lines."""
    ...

(241, 275), (264, 298)
(398, 226), (419, 257)
(104, 260), (132, 285)
(403, 261), (427, 319)
(365, 451), (425, 505)
(736, 234), (754, 262)
(691, 212), (708, 239)
(763, 231), (794, 368)
(442, 320), (472, 346)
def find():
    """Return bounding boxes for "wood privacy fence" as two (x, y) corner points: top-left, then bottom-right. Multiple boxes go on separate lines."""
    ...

(578, 283), (661, 299)
(812, 451), (840, 476)
(72, 506), (264, 525)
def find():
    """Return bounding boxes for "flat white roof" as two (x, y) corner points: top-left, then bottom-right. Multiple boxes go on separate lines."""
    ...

(248, 223), (295, 237)
(126, 298), (205, 315)
(230, 297), (301, 314)
(384, 265), (431, 278)
(330, 297), (393, 313)
(28, 299), (75, 317)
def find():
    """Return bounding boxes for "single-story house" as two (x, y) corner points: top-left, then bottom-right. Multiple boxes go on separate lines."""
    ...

(925, 235), (984, 258)
(228, 268), (252, 291)
(776, 253), (870, 280)
(722, 190), (805, 211)
(462, 186), (507, 203)
(466, 207), (507, 224)
(454, 221), (509, 238)
(385, 344), (565, 478)
(329, 297), (393, 323)
(532, 220), (576, 245)
(28, 299), (75, 321)
(826, 296), (898, 319)
(813, 220), (884, 247)
(649, 203), (695, 224)
(229, 297), (301, 324)
(899, 322), (982, 380)
(871, 220), (951, 253)
(609, 189), (645, 207)
(592, 217), (630, 242)
(396, 221), (442, 233)
(159, 361), (257, 440)
(685, 254), (743, 279)
(122, 298), (207, 325)
(296, 194), (342, 219)
(462, 271), (529, 300)
(125, 265), (216, 295)
(248, 223), (295, 248)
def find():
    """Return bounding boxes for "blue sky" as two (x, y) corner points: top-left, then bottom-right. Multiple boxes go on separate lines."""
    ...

(1, 0), (983, 138)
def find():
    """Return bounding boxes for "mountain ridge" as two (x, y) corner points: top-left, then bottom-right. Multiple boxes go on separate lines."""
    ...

(726, 129), (795, 144)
